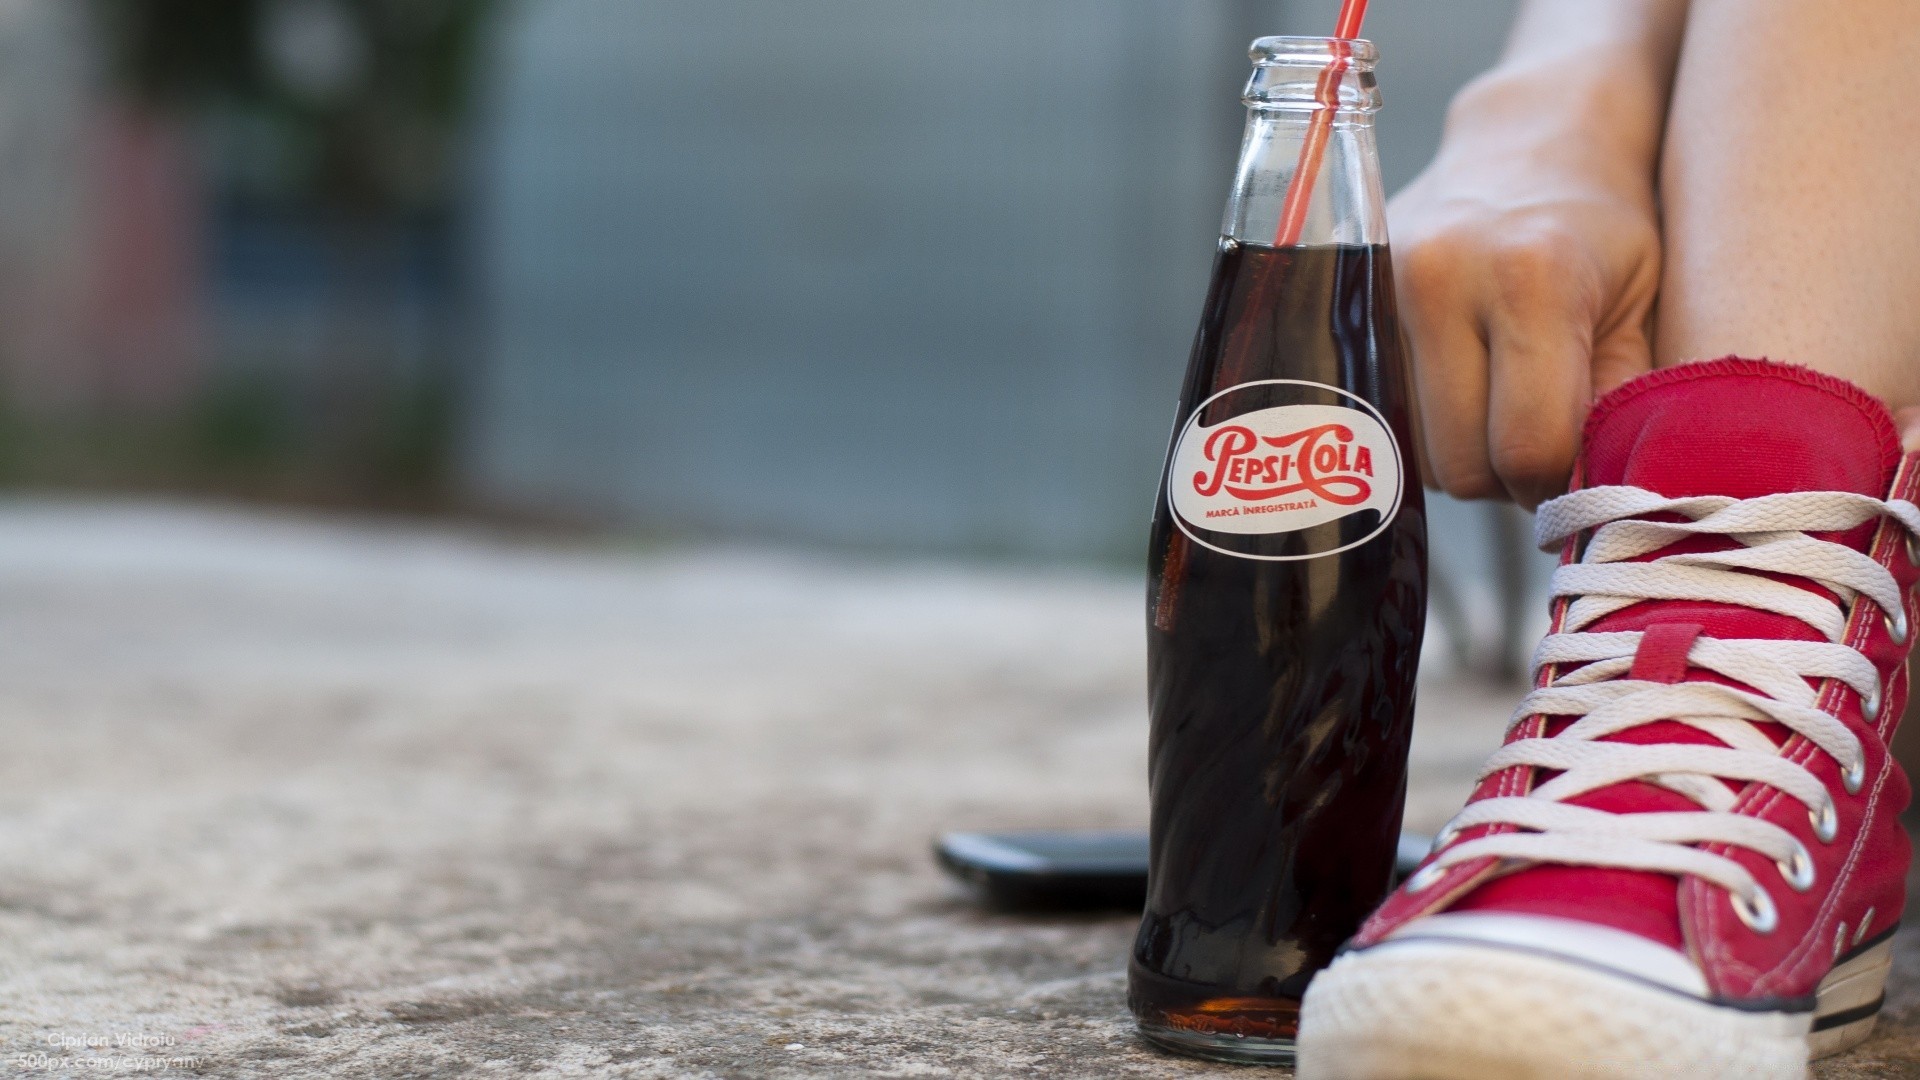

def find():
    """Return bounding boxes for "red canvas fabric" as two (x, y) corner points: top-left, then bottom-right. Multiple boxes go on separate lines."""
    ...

(1354, 358), (1919, 1001)
(1629, 623), (1704, 684)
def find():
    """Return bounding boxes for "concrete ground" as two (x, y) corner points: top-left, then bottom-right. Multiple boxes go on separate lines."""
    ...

(0, 498), (1914, 1078)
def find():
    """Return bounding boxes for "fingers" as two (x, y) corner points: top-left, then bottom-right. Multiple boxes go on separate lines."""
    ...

(1397, 234), (1499, 500)
(1484, 247), (1593, 508)
(1589, 318), (1656, 402)
(1589, 229), (1660, 400)
(1396, 215), (1657, 508)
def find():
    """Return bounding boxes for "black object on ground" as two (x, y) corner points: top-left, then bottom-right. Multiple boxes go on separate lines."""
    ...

(936, 829), (1433, 913)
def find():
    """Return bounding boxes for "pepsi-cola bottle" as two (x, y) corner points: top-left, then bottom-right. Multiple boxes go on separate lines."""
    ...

(1130, 36), (1426, 1064)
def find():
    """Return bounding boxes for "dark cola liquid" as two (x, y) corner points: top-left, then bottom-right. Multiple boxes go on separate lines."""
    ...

(1130, 240), (1426, 1053)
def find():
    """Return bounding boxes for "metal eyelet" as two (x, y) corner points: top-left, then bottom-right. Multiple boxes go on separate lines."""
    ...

(1733, 886), (1779, 934)
(1863, 679), (1883, 723)
(1811, 799), (1840, 843)
(1843, 757), (1866, 796)
(1885, 608), (1910, 646)
(1777, 842), (1816, 892)
(1405, 862), (1447, 893)
(1906, 532), (1920, 566)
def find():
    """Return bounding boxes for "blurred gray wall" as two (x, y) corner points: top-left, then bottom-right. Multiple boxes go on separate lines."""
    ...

(465, 0), (1520, 561)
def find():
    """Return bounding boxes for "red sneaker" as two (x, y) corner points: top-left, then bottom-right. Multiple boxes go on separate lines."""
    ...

(1297, 359), (1919, 1080)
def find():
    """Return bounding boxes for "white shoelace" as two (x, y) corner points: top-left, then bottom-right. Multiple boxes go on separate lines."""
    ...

(1418, 485), (1920, 930)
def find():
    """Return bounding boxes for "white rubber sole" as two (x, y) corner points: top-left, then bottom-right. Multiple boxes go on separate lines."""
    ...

(1296, 935), (1890, 1080)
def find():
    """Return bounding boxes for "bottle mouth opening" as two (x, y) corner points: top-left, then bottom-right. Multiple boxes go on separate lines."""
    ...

(1244, 35), (1380, 113)
(1250, 35), (1378, 70)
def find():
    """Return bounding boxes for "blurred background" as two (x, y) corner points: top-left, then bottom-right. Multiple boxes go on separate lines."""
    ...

(0, 0), (1545, 669)
(19, 8), (1920, 1072)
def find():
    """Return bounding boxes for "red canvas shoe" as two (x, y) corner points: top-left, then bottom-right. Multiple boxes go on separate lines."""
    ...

(1297, 359), (1920, 1080)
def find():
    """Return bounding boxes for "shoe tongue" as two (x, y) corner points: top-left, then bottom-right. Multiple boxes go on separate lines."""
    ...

(1582, 358), (1899, 499)
(1451, 359), (1900, 951)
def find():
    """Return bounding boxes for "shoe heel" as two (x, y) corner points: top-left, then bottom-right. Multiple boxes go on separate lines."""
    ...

(1809, 937), (1892, 1060)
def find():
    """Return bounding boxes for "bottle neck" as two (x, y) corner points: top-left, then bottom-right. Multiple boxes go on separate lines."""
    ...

(1223, 37), (1388, 248)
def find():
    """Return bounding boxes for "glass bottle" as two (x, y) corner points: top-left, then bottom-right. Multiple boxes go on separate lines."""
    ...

(1129, 35), (1426, 1064)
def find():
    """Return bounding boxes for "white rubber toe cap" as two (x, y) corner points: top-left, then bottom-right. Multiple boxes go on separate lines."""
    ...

(1297, 913), (1812, 1080)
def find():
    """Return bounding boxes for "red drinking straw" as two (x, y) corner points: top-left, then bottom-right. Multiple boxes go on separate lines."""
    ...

(1272, 0), (1370, 247)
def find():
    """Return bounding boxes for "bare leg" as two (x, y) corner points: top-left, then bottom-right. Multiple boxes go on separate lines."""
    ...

(1659, 0), (1920, 779)
(1655, 0), (1920, 413)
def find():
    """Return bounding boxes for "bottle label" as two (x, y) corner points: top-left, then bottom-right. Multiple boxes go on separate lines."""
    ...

(1168, 379), (1403, 560)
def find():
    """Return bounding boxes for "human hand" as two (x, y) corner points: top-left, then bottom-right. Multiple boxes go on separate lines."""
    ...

(1391, 71), (1664, 508)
